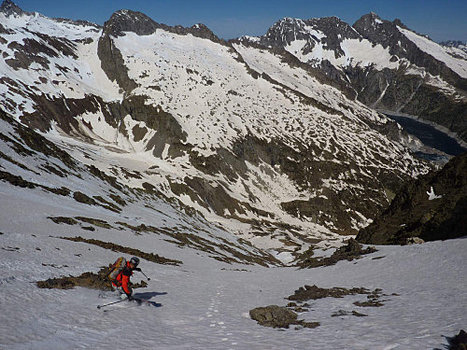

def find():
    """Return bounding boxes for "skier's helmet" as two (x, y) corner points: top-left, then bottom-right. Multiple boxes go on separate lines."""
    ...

(130, 257), (140, 267)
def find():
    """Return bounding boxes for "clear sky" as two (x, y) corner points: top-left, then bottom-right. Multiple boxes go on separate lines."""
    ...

(11, 0), (467, 42)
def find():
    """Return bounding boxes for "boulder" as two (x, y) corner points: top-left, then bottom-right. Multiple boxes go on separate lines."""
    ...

(249, 305), (298, 328)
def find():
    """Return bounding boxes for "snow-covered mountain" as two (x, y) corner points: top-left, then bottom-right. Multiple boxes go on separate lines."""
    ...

(0, 110), (465, 349)
(0, 1), (434, 256)
(238, 12), (467, 144)
(0, 2), (466, 348)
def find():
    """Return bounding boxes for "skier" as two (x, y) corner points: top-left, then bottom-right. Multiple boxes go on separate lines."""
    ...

(111, 256), (140, 300)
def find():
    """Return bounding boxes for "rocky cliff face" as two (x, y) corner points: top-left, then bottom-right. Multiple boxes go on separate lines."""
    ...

(0, 2), (434, 254)
(239, 13), (467, 144)
(357, 152), (467, 244)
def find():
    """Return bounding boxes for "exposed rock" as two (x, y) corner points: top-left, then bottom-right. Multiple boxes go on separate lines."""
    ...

(36, 266), (148, 291)
(287, 285), (372, 302)
(37, 267), (114, 290)
(357, 153), (467, 244)
(97, 32), (137, 92)
(449, 330), (467, 350)
(249, 305), (319, 329)
(297, 238), (377, 268)
(250, 305), (298, 328)
(73, 191), (97, 205)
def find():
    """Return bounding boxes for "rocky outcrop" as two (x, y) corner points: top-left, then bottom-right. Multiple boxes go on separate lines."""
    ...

(357, 152), (467, 244)
(250, 305), (298, 328)
(249, 305), (319, 329)
(296, 239), (377, 268)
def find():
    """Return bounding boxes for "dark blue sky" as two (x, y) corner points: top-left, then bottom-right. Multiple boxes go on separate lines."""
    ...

(12, 0), (467, 42)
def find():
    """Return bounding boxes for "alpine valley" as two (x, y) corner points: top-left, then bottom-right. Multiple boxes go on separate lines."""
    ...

(0, 1), (466, 349)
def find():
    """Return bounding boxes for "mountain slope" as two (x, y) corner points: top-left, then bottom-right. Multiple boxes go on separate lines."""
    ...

(0, 109), (465, 347)
(0, 108), (276, 265)
(0, 2), (433, 257)
(357, 152), (467, 244)
(238, 13), (467, 144)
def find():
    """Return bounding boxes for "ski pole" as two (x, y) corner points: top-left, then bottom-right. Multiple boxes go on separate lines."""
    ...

(97, 298), (127, 309)
(137, 269), (150, 281)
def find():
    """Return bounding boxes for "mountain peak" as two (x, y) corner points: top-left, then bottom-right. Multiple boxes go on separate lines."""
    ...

(354, 12), (384, 26)
(188, 23), (221, 41)
(392, 18), (408, 29)
(0, 0), (25, 16)
(103, 9), (159, 36)
(102, 10), (222, 43)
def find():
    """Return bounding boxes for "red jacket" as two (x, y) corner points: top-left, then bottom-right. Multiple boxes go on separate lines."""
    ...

(114, 261), (134, 295)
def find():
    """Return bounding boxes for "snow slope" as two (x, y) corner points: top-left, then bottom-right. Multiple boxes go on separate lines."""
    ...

(0, 183), (465, 349)
(0, 108), (465, 349)
(0, 7), (465, 348)
(398, 27), (467, 79)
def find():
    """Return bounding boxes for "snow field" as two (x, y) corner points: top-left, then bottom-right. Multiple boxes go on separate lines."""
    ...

(0, 195), (465, 350)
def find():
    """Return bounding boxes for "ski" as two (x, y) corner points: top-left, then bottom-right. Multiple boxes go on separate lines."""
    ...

(97, 297), (161, 310)
(96, 298), (127, 309)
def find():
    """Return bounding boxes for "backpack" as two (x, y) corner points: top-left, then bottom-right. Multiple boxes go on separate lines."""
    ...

(108, 257), (126, 281)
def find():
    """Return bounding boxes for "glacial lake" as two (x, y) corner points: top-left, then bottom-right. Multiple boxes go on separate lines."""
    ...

(386, 114), (466, 157)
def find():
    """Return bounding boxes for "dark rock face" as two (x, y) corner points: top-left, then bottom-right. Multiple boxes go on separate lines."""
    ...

(357, 152), (467, 244)
(97, 31), (137, 92)
(102, 10), (160, 37)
